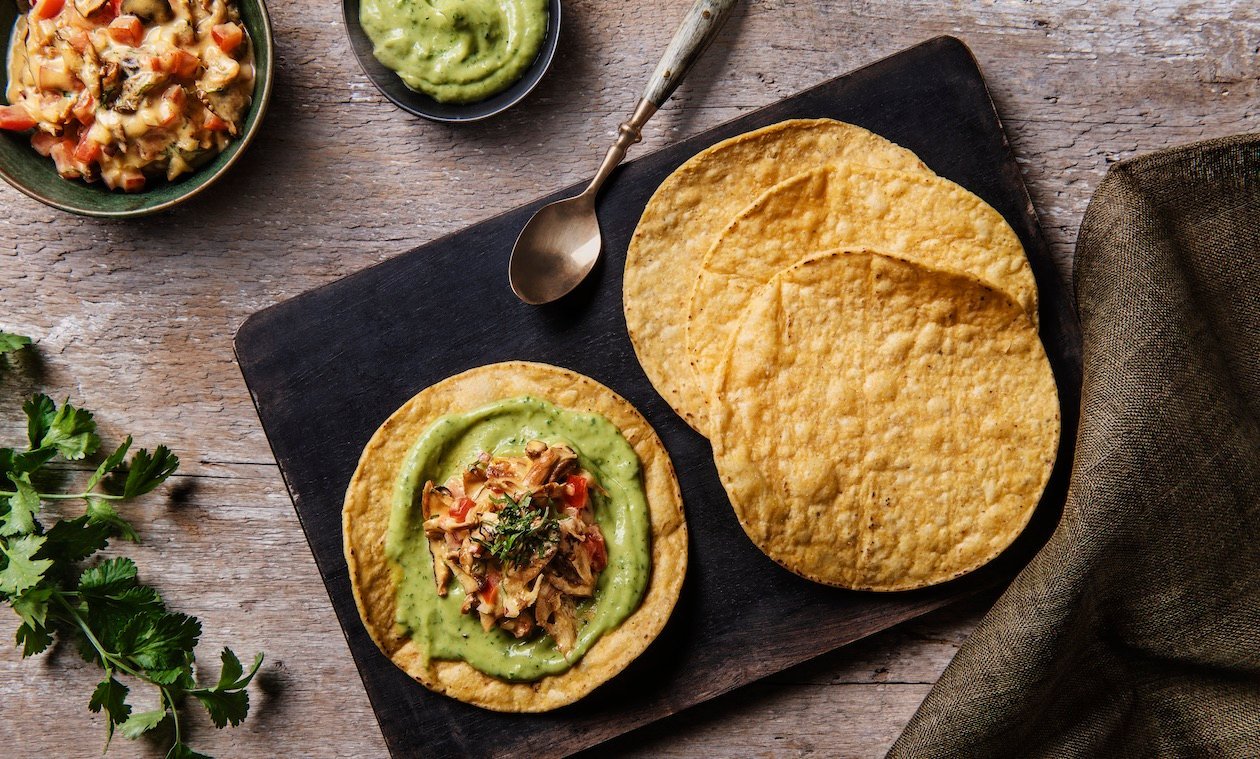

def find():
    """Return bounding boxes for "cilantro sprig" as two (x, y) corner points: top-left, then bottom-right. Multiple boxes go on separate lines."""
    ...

(1, 333), (263, 759)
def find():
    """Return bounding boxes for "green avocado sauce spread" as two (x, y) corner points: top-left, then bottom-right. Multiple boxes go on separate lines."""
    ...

(386, 397), (651, 681)
(359, 0), (549, 104)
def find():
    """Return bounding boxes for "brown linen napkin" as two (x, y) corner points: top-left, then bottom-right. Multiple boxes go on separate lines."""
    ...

(888, 134), (1260, 758)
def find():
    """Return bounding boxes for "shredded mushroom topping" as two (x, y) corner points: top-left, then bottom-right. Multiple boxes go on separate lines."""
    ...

(421, 441), (609, 653)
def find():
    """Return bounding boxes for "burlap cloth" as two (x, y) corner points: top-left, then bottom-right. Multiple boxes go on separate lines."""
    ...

(889, 134), (1260, 757)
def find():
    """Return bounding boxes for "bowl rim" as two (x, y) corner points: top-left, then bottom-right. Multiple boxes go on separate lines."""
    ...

(0, 0), (276, 219)
(342, 0), (561, 123)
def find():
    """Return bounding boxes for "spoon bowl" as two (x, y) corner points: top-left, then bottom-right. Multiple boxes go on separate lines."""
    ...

(509, 194), (601, 305)
(508, 0), (737, 303)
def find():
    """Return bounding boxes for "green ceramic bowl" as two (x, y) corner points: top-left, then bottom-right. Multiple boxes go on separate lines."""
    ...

(0, 0), (273, 218)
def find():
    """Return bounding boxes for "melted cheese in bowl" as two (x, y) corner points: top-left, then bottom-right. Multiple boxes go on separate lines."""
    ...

(4, 0), (254, 191)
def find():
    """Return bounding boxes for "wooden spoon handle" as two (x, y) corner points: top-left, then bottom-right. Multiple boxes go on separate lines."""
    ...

(642, 0), (739, 108)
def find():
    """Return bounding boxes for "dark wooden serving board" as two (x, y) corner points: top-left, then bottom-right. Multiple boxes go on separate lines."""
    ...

(235, 36), (1082, 759)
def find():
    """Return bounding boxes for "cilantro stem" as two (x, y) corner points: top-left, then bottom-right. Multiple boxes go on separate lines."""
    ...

(0, 490), (123, 500)
(163, 688), (182, 746)
(52, 591), (153, 685)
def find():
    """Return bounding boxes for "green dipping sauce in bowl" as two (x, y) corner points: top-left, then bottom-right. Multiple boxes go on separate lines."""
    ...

(359, 0), (548, 104)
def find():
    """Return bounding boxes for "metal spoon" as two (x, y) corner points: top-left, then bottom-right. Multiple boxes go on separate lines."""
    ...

(509, 0), (739, 305)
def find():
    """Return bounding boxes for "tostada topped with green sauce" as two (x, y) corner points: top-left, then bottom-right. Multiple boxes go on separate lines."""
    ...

(344, 362), (686, 712)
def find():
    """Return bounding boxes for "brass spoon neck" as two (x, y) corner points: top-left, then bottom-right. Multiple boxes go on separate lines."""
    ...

(581, 98), (658, 201)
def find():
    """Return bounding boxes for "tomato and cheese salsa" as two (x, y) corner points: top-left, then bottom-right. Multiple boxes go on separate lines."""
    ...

(2, 0), (254, 191)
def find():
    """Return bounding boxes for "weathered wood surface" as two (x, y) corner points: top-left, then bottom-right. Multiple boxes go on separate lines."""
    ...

(1, 1), (1255, 756)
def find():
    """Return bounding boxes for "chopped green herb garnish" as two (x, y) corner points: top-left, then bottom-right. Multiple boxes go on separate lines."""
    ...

(474, 493), (559, 568)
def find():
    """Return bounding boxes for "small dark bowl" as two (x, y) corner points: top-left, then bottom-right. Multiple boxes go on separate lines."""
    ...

(343, 0), (560, 123)
(0, 0), (274, 218)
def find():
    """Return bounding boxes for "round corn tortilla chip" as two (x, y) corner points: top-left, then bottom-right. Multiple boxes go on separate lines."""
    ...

(711, 250), (1058, 591)
(687, 163), (1039, 430)
(624, 119), (931, 435)
(343, 362), (687, 711)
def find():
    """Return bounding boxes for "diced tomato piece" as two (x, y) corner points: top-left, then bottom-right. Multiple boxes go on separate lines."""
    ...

(211, 23), (243, 55)
(72, 91), (95, 125)
(49, 139), (80, 178)
(31, 0), (64, 20)
(0, 104), (37, 132)
(584, 530), (607, 572)
(30, 131), (58, 156)
(107, 15), (143, 45)
(119, 170), (145, 192)
(479, 572), (499, 605)
(563, 474), (589, 509)
(203, 112), (231, 133)
(88, 0), (121, 22)
(449, 497), (476, 521)
(73, 130), (102, 163)
(105, 168), (145, 192)
(156, 50), (200, 79)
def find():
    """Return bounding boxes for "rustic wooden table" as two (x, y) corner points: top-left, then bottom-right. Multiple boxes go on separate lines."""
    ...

(1, 1), (1255, 757)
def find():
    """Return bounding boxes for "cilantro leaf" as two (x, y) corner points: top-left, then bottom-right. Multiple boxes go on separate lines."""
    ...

(146, 666), (192, 686)
(121, 446), (179, 498)
(217, 647), (244, 688)
(89, 676), (131, 719)
(12, 586), (51, 627)
(86, 436), (132, 492)
(0, 331), (31, 355)
(24, 394), (56, 450)
(109, 585), (164, 612)
(119, 708), (168, 740)
(79, 557), (139, 595)
(166, 743), (212, 759)
(80, 585), (166, 659)
(1, 472), (40, 536)
(239, 652), (264, 689)
(191, 649), (263, 729)
(218, 648), (263, 690)
(0, 535), (53, 595)
(6, 446), (57, 477)
(86, 497), (140, 542)
(42, 399), (101, 460)
(13, 587), (53, 657)
(193, 687), (250, 729)
(84, 588), (170, 663)
(88, 676), (132, 746)
(38, 515), (112, 564)
(119, 611), (201, 671)
(16, 620), (52, 657)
